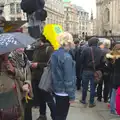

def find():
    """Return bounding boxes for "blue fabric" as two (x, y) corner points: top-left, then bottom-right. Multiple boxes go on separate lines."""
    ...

(110, 88), (116, 113)
(51, 48), (76, 101)
(82, 71), (95, 104)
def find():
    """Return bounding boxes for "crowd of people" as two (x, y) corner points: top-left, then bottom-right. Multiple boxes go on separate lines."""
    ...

(0, 31), (120, 120)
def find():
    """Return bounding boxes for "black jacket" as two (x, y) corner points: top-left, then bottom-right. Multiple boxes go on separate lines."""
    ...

(79, 37), (103, 71)
(79, 46), (103, 71)
(112, 58), (120, 89)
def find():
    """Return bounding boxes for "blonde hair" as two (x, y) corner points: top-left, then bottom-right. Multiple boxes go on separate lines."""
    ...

(103, 39), (111, 49)
(107, 44), (120, 63)
(57, 32), (73, 47)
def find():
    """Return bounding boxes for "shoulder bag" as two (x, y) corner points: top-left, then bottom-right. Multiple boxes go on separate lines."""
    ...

(90, 47), (102, 83)
(38, 59), (53, 93)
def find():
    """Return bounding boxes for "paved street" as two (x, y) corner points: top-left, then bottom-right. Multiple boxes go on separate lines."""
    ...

(32, 91), (120, 120)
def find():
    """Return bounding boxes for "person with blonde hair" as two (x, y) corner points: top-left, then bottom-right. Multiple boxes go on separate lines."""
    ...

(51, 32), (76, 120)
(106, 44), (120, 115)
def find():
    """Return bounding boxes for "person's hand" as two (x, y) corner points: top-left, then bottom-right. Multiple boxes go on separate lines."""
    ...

(69, 100), (75, 104)
(22, 84), (30, 92)
(31, 63), (38, 68)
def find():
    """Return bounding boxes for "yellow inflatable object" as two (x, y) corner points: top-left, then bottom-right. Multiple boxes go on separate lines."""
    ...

(43, 24), (63, 50)
(25, 93), (32, 103)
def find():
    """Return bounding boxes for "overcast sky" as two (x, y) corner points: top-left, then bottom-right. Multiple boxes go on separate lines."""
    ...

(71, 0), (96, 18)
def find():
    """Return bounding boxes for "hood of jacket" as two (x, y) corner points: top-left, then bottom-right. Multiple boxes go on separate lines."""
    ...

(88, 37), (99, 47)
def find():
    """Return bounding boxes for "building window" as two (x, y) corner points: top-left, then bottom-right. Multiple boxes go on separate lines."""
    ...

(17, 17), (21, 21)
(11, 17), (15, 21)
(16, 3), (21, 13)
(82, 26), (84, 30)
(10, 3), (15, 14)
(104, 8), (110, 23)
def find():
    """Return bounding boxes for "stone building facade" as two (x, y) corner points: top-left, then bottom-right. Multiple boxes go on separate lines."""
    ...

(96, 0), (120, 36)
(45, 0), (64, 27)
(76, 6), (89, 37)
(64, 1), (89, 37)
(64, 2), (79, 36)
(87, 11), (96, 36)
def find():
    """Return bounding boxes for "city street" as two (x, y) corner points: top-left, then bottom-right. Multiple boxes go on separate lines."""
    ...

(32, 91), (120, 120)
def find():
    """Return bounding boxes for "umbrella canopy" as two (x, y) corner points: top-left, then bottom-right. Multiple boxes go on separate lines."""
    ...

(0, 32), (35, 55)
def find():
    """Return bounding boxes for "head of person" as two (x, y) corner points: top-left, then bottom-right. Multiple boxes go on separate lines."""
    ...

(107, 44), (120, 63)
(98, 39), (111, 49)
(88, 37), (99, 47)
(111, 44), (120, 55)
(57, 32), (75, 51)
(40, 34), (47, 44)
(98, 42), (104, 49)
(74, 39), (79, 46)
(16, 48), (24, 54)
(37, 34), (52, 47)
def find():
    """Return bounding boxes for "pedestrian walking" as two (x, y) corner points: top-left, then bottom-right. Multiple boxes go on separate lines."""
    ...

(51, 32), (76, 120)
(79, 37), (103, 107)
(31, 35), (55, 120)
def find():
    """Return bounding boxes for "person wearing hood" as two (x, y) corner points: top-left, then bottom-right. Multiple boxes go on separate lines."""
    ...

(79, 37), (103, 107)
(31, 35), (55, 120)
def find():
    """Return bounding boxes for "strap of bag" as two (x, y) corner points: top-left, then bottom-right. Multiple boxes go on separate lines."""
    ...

(46, 46), (51, 65)
(46, 46), (49, 55)
(90, 47), (96, 71)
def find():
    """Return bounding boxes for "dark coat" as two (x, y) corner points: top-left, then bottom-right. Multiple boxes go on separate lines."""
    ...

(79, 37), (103, 71)
(32, 43), (54, 81)
(112, 58), (120, 89)
(31, 43), (53, 106)
(79, 46), (103, 71)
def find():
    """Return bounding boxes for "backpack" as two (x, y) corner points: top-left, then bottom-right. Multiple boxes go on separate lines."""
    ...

(21, 0), (45, 14)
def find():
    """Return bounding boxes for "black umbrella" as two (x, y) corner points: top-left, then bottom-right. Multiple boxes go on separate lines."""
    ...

(0, 32), (35, 55)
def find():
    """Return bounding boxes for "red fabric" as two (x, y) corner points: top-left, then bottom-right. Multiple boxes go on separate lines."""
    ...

(15, 28), (23, 33)
(116, 87), (120, 115)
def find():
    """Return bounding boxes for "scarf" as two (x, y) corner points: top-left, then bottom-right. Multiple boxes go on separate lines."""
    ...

(9, 51), (27, 68)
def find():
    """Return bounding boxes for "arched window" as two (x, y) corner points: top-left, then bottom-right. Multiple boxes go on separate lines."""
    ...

(104, 8), (110, 22)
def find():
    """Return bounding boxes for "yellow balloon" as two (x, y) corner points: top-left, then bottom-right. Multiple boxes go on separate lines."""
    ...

(43, 24), (63, 50)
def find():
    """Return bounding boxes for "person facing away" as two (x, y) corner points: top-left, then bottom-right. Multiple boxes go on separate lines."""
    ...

(79, 37), (103, 107)
(97, 40), (111, 103)
(51, 32), (76, 120)
(106, 44), (120, 115)
(31, 35), (55, 120)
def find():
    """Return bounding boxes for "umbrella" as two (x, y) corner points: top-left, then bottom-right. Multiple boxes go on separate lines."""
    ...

(0, 32), (35, 55)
